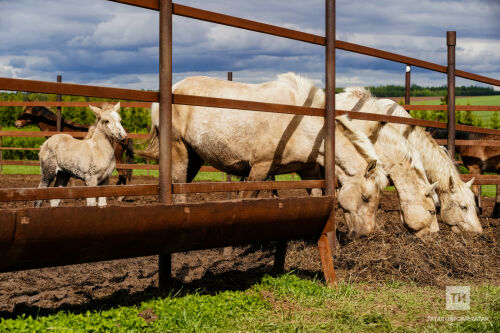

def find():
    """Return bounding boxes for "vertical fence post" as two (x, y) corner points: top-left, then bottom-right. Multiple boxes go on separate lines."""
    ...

(0, 125), (2, 173)
(226, 71), (233, 200)
(319, 0), (337, 287)
(56, 75), (62, 132)
(405, 65), (411, 109)
(447, 31), (456, 160)
(158, 0), (173, 291)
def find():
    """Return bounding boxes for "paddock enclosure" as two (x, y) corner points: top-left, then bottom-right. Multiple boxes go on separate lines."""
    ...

(0, 0), (499, 299)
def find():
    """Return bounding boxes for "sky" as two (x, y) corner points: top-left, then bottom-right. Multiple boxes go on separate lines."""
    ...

(0, 0), (499, 91)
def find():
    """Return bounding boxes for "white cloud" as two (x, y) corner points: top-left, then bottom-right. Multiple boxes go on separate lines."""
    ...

(69, 12), (158, 48)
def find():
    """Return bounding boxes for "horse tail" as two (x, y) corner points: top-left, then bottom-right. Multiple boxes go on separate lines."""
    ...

(336, 115), (388, 190)
(135, 103), (160, 160)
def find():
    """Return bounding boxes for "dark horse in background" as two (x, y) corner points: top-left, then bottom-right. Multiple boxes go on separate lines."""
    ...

(15, 106), (134, 186)
(428, 124), (500, 217)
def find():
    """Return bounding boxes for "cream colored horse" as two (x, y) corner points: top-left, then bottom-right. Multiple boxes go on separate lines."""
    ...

(140, 73), (389, 238)
(344, 88), (482, 233)
(36, 103), (127, 207)
(336, 91), (439, 235)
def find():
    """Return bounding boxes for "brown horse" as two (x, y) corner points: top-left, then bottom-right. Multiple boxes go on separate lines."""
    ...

(15, 105), (134, 186)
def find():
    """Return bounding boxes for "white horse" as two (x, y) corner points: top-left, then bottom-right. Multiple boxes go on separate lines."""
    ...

(343, 87), (482, 233)
(35, 103), (127, 208)
(337, 111), (439, 236)
(139, 73), (389, 238)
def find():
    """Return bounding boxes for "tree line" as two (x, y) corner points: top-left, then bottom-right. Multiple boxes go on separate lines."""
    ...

(368, 84), (499, 98)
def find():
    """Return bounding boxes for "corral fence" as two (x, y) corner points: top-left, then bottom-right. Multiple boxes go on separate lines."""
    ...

(0, 0), (498, 289)
(0, 72), (295, 183)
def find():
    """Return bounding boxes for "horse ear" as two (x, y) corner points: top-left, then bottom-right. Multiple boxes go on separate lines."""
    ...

(89, 105), (102, 118)
(425, 182), (438, 196)
(465, 177), (475, 188)
(449, 176), (456, 193)
(113, 102), (121, 112)
(364, 160), (377, 178)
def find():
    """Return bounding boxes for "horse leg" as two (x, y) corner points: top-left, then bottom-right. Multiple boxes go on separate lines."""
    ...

(474, 185), (482, 215)
(97, 178), (109, 207)
(298, 166), (323, 197)
(185, 146), (204, 184)
(114, 142), (127, 202)
(268, 175), (279, 198)
(35, 161), (57, 207)
(171, 141), (198, 204)
(50, 172), (70, 207)
(494, 184), (500, 218)
(114, 142), (126, 186)
(85, 178), (99, 206)
(467, 165), (482, 215)
(238, 162), (271, 199)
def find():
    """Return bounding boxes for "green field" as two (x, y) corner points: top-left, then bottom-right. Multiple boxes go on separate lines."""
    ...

(0, 165), (299, 183)
(412, 95), (500, 128)
(0, 274), (497, 332)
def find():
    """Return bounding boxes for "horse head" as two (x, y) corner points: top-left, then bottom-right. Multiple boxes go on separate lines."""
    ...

(89, 103), (127, 143)
(336, 161), (384, 239)
(15, 106), (35, 128)
(440, 176), (483, 233)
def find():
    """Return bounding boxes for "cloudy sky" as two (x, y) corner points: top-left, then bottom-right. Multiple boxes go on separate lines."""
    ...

(0, 0), (499, 91)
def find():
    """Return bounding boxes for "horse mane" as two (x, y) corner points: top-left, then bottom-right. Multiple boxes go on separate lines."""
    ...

(25, 106), (58, 121)
(84, 125), (96, 139)
(376, 99), (469, 193)
(341, 87), (427, 177)
(336, 115), (388, 190)
(343, 86), (373, 100)
(276, 72), (324, 108)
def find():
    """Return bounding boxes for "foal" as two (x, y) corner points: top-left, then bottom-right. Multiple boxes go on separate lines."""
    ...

(35, 103), (127, 207)
(15, 105), (134, 186)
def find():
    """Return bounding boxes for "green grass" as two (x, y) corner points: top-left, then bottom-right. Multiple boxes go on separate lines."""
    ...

(411, 95), (500, 128)
(0, 274), (497, 332)
(411, 96), (500, 106)
(0, 165), (302, 183)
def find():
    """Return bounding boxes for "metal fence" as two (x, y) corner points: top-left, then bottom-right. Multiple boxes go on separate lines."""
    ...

(0, 0), (498, 287)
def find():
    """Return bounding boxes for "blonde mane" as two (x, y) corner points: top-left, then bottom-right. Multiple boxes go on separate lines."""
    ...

(343, 86), (373, 100)
(375, 102), (467, 193)
(276, 72), (324, 108)
(340, 87), (426, 177)
(336, 115), (388, 190)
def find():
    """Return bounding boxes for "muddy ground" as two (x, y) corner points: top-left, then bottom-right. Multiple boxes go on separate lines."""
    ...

(0, 174), (498, 318)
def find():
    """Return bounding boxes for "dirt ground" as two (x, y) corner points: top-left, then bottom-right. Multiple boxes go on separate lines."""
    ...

(0, 174), (498, 318)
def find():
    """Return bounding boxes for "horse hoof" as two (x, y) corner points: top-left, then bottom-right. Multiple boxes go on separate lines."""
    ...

(117, 196), (125, 202)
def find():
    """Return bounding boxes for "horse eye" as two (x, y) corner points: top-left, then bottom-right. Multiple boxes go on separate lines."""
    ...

(362, 195), (370, 203)
(460, 205), (467, 211)
(103, 120), (109, 124)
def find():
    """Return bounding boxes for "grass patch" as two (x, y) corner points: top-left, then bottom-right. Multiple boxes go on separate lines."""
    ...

(0, 274), (496, 332)
(0, 166), (303, 183)
(412, 96), (500, 128)
(0, 165), (40, 175)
